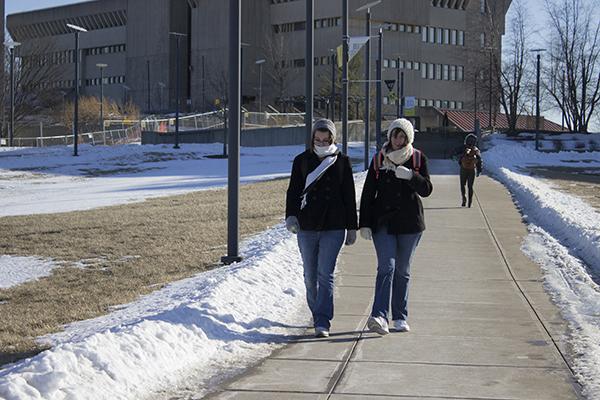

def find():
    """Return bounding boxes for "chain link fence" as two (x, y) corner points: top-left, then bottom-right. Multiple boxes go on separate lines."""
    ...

(12, 125), (142, 147)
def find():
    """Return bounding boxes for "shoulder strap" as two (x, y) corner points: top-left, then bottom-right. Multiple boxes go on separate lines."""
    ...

(373, 151), (384, 179)
(412, 149), (422, 173)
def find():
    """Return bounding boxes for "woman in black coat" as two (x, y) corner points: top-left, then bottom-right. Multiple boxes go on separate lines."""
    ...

(359, 118), (433, 335)
(285, 118), (358, 338)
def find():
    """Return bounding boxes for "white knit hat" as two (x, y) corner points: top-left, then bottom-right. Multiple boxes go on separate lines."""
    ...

(387, 118), (414, 144)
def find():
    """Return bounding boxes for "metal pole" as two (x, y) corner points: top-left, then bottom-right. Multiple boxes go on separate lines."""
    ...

(342, 0), (349, 154)
(561, 69), (565, 131)
(258, 63), (262, 112)
(147, 60), (151, 112)
(331, 53), (336, 121)
(396, 58), (400, 118)
(74, 32), (80, 156)
(100, 67), (104, 131)
(305, 0), (314, 150)
(222, 0), (242, 265)
(202, 55), (206, 112)
(535, 53), (541, 150)
(376, 28), (382, 150)
(488, 49), (492, 129)
(364, 10), (371, 170)
(474, 72), (478, 131)
(174, 35), (181, 149)
(9, 48), (14, 147)
(400, 70), (404, 117)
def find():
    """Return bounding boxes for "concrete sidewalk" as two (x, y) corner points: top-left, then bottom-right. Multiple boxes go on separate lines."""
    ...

(206, 171), (582, 400)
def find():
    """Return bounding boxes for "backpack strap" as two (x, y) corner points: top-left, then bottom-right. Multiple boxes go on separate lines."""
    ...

(412, 149), (422, 173)
(373, 151), (384, 180)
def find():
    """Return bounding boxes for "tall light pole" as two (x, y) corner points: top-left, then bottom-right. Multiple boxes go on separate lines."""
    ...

(67, 23), (88, 156)
(158, 82), (165, 113)
(531, 48), (546, 150)
(169, 31), (188, 149)
(357, 0), (381, 170)
(96, 63), (108, 132)
(4, 41), (20, 147)
(305, 0), (314, 150)
(255, 59), (266, 112)
(221, 0), (242, 265)
(484, 46), (495, 130)
(329, 49), (336, 122)
(376, 27), (383, 150)
(342, 0), (349, 154)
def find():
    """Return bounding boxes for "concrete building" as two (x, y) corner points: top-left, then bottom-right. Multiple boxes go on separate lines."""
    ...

(7, 0), (511, 129)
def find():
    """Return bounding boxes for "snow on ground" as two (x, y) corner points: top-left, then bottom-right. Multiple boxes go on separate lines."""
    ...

(484, 134), (600, 399)
(0, 141), (368, 399)
(0, 256), (58, 289)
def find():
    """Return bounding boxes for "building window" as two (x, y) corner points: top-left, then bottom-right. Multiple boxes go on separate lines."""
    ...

(480, 32), (486, 47)
(480, 0), (486, 13)
(383, 59), (389, 68)
(457, 65), (464, 81)
(391, 59), (397, 68)
(428, 27), (435, 43)
(419, 99), (426, 107)
(450, 101), (456, 109)
(422, 27), (428, 42)
(399, 24), (405, 32)
(399, 60), (405, 69)
(435, 100), (441, 108)
(443, 28), (450, 44)
(451, 30), (457, 45)
(437, 28), (443, 44)
(443, 64), (449, 80)
(458, 30), (464, 46)
(450, 65), (457, 80)
(427, 63), (434, 79)
(406, 61), (413, 70)
(457, 101), (463, 109)
(436, 64), (442, 80)
(421, 65), (427, 79)
(427, 99), (434, 106)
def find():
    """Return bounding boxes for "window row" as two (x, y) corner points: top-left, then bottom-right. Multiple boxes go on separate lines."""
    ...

(421, 26), (465, 46)
(420, 63), (464, 81)
(84, 44), (126, 56)
(273, 17), (340, 33)
(84, 75), (125, 86)
(383, 23), (422, 34)
(431, 0), (468, 10)
(270, 0), (300, 3)
(416, 98), (464, 109)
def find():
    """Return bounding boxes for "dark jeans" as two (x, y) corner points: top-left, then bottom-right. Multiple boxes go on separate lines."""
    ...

(460, 167), (476, 206)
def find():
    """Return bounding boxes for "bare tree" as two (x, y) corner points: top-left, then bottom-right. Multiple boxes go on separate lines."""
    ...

(6, 39), (67, 133)
(498, 0), (534, 134)
(545, 0), (600, 132)
(261, 34), (298, 105)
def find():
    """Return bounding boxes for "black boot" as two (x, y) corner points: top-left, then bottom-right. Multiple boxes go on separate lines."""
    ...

(461, 196), (466, 207)
(468, 198), (473, 208)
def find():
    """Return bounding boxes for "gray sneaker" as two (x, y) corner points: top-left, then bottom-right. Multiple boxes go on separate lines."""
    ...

(367, 316), (389, 335)
(392, 319), (410, 332)
(315, 326), (329, 338)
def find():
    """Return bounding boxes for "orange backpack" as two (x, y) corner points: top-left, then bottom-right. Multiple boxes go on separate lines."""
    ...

(460, 147), (478, 170)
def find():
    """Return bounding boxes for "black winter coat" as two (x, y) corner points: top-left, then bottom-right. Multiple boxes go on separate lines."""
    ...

(286, 150), (358, 231)
(359, 151), (433, 234)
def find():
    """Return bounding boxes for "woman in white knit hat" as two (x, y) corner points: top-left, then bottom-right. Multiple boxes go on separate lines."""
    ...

(285, 118), (358, 338)
(359, 118), (433, 335)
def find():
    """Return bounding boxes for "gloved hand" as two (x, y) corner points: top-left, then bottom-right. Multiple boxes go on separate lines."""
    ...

(345, 230), (357, 245)
(360, 227), (372, 241)
(395, 166), (413, 180)
(285, 216), (299, 234)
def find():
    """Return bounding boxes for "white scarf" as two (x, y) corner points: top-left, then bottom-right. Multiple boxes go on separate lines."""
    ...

(381, 143), (414, 170)
(314, 143), (338, 157)
(300, 149), (339, 210)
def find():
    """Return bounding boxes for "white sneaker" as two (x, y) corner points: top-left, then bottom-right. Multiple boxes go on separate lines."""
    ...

(367, 316), (389, 335)
(392, 319), (410, 332)
(315, 326), (329, 338)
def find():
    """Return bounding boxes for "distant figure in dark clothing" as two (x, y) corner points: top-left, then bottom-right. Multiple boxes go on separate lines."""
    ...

(455, 133), (483, 208)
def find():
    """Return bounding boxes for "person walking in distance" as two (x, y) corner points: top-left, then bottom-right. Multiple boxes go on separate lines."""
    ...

(457, 133), (483, 208)
(285, 119), (358, 338)
(359, 118), (433, 335)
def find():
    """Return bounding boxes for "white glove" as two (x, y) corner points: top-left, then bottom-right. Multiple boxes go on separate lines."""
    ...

(360, 227), (372, 241)
(285, 216), (299, 234)
(345, 230), (357, 245)
(395, 166), (413, 180)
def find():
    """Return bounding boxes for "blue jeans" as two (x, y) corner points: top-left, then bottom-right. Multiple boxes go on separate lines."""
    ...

(371, 228), (422, 322)
(297, 229), (345, 329)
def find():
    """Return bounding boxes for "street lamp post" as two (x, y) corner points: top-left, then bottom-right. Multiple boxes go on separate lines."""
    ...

(376, 27), (383, 150)
(330, 49), (336, 122)
(96, 63), (108, 132)
(221, 0), (242, 265)
(342, 0), (349, 154)
(4, 41), (21, 147)
(531, 48), (546, 150)
(255, 59), (266, 112)
(483, 46), (495, 130)
(357, 0), (381, 170)
(169, 31), (188, 149)
(67, 23), (88, 156)
(305, 0), (314, 150)
(158, 82), (165, 112)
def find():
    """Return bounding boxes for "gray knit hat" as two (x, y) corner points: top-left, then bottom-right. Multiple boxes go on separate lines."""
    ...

(312, 118), (337, 142)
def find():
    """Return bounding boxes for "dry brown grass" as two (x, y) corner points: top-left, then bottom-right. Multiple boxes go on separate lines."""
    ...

(0, 178), (289, 366)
